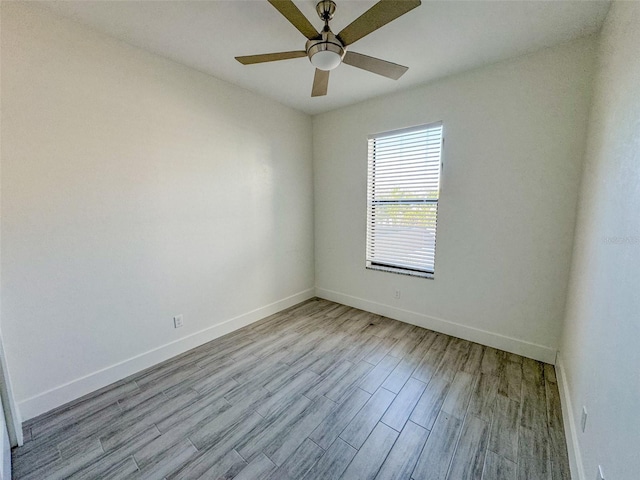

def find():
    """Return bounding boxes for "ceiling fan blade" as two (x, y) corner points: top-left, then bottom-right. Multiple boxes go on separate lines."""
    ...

(311, 69), (330, 97)
(268, 0), (320, 40)
(337, 0), (421, 46)
(342, 51), (408, 80)
(235, 51), (307, 65)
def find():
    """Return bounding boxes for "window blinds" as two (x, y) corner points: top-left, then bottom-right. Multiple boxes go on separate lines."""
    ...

(366, 122), (443, 276)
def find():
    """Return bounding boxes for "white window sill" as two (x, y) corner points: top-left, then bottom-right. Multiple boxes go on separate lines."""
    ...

(366, 265), (434, 279)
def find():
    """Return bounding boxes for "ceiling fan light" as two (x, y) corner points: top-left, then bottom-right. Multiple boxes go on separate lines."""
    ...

(306, 30), (345, 71)
(310, 50), (342, 71)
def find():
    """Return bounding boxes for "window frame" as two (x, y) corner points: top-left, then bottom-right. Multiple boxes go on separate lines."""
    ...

(365, 121), (444, 279)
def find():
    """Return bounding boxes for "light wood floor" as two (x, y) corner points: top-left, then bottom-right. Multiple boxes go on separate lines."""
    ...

(13, 298), (570, 479)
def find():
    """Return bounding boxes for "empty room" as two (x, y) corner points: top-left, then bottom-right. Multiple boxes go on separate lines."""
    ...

(0, 0), (638, 479)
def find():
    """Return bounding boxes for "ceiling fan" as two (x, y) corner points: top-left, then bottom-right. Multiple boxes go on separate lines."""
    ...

(235, 0), (421, 97)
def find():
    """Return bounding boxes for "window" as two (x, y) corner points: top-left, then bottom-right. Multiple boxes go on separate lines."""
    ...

(366, 122), (443, 278)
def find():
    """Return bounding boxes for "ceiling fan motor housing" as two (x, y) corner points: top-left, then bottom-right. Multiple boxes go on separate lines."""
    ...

(306, 30), (345, 70)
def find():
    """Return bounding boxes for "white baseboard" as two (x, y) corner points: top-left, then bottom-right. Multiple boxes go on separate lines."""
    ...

(556, 354), (585, 480)
(315, 287), (557, 364)
(18, 288), (315, 421)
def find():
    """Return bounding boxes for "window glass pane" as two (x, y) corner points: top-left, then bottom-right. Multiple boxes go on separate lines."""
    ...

(366, 122), (443, 276)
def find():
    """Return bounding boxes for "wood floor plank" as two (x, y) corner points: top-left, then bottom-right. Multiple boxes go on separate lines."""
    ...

(132, 439), (198, 480)
(224, 379), (272, 409)
(517, 426), (551, 480)
(359, 354), (401, 394)
(442, 371), (476, 419)
(468, 373), (499, 422)
(462, 343), (485, 374)
(325, 360), (374, 403)
(175, 362), (232, 395)
(168, 412), (264, 479)
(482, 451), (517, 480)
(264, 395), (336, 466)
(447, 415), (490, 480)
(135, 363), (202, 396)
(480, 348), (505, 377)
(499, 360), (523, 402)
(409, 375), (451, 430)
(263, 362), (311, 393)
(374, 421), (429, 480)
(133, 429), (192, 472)
(545, 378), (564, 432)
(302, 438), (357, 480)
(522, 358), (545, 386)
(433, 338), (471, 382)
(100, 389), (199, 452)
(266, 438), (324, 480)
(21, 438), (104, 480)
(365, 336), (399, 365)
(255, 374), (314, 417)
(544, 363), (557, 384)
(233, 453), (277, 480)
(155, 396), (231, 439)
(548, 427), (571, 480)
(193, 449), (247, 480)
(34, 402), (123, 459)
(505, 352), (524, 365)
(387, 326), (426, 358)
(16, 424), (86, 466)
(307, 336), (354, 376)
(412, 334), (451, 384)
(29, 382), (139, 440)
(73, 456), (139, 480)
(234, 357), (290, 387)
(325, 304), (352, 319)
(163, 365), (235, 398)
(156, 391), (230, 432)
(11, 443), (60, 478)
(409, 330), (438, 360)
(381, 377), (426, 431)
(288, 341), (329, 372)
(488, 395), (520, 463)
(412, 412), (463, 480)
(309, 387), (371, 449)
(340, 387), (396, 449)
(304, 360), (353, 399)
(236, 394), (312, 462)
(348, 335), (384, 364)
(340, 422), (399, 480)
(188, 409), (264, 452)
(253, 332), (301, 360)
(381, 357), (417, 394)
(68, 425), (160, 479)
(381, 334), (436, 393)
(520, 374), (547, 433)
(165, 445), (232, 480)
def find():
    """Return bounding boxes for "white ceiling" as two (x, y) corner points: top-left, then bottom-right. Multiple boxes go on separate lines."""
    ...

(36, 0), (610, 115)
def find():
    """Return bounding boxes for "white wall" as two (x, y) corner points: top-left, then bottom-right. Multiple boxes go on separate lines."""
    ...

(313, 37), (597, 363)
(0, 3), (314, 419)
(558, 2), (640, 480)
(0, 395), (9, 479)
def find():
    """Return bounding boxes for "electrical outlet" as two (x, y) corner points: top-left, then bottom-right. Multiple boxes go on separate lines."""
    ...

(597, 465), (605, 480)
(581, 406), (588, 432)
(394, 289), (401, 299)
(173, 314), (184, 329)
